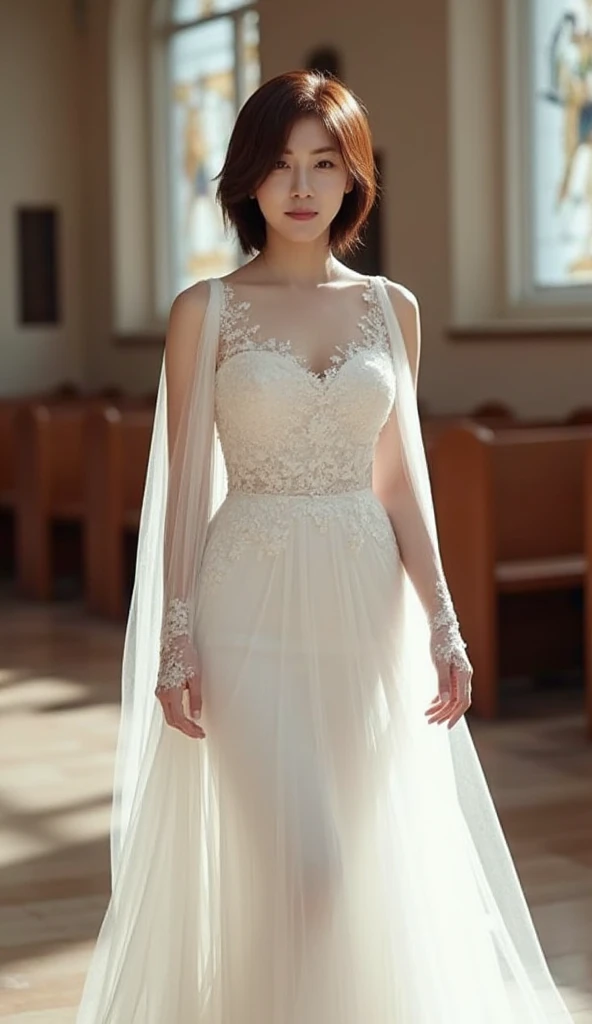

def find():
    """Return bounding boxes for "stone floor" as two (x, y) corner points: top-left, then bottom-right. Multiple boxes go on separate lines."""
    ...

(0, 597), (591, 1021)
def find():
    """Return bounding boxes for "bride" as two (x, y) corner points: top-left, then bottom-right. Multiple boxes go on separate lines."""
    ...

(77, 70), (575, 1022)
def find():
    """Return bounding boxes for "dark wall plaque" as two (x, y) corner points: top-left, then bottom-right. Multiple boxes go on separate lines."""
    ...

(305, 46), (343, 79)
(17, 206), (61, 325)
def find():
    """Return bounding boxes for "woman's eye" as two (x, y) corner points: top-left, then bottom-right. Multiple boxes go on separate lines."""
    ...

(273, 159), (336, 170)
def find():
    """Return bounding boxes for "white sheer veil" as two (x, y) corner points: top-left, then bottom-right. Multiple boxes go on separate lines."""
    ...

(374, 276), (571, 1017)
(109, 278), (228, 881)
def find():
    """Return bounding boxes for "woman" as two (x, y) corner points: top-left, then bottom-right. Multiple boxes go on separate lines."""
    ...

(77, 71), (574, 1023)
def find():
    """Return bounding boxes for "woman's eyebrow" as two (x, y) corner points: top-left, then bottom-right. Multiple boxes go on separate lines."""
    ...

(282, 146), (340, 155)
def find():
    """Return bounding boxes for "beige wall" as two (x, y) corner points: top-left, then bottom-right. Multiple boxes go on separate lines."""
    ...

(258, 0), (455, 409)
(82, 0), (165, 393)
(0, 0), (85, 394)
(258, 0), (592, 419)
(1, 0), (591, 415)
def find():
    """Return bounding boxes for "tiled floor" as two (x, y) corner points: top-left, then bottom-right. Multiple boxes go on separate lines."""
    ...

(0, 598), (591, 1021)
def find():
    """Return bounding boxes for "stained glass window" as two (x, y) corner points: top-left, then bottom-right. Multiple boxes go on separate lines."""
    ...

(534, 0), (592, 286)
(164, 0), (259, 294)
(173, 0), (251, 21)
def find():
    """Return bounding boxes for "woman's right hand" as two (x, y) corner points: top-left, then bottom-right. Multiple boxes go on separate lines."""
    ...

(155, 636), (206, 740)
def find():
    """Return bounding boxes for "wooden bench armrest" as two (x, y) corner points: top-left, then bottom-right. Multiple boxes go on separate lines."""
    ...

(496, 555), (586, 593)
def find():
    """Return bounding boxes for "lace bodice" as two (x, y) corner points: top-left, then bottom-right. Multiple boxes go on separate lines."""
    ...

(214, 278), (396, 497)
(156, 274), (470, 689)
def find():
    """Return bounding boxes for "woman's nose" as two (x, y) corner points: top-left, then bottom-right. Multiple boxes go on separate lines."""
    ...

(290, 169), (313, 198)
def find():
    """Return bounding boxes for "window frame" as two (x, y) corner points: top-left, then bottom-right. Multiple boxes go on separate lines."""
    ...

(150, 0), (259, 320)
(505, 0), (592, 313)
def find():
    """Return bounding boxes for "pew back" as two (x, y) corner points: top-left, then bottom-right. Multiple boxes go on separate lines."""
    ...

(85, 405), (153, 617)
(586, 441), (592, 736)
(491, 427), (590, 564)
(430, 423), (592, 717)
(0, 400), (20, 507)
(45, 406), (85, 515)
(121, 411), (153, 523)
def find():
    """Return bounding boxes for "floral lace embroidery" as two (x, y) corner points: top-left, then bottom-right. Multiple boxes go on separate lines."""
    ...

(205, 278), (398, 587)
(215, 344), (395, 495)
(428, 579), (469, 671)
(214, 278), (396, 498)
(198, 489), (399, 591)
(156, 598), (197, 691)
(217, 278), (389, 383)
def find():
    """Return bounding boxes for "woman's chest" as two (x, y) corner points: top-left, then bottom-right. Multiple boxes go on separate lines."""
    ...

(214, 344), (396, 445)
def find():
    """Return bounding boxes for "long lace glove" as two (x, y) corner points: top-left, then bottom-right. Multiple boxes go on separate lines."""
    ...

(426, 580), (473, 727)
(154, 599), (205, 737)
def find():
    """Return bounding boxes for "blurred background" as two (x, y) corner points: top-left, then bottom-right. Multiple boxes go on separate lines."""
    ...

(1, 0), (592, 1020)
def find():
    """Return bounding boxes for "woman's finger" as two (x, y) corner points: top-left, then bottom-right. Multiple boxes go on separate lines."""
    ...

(166, 690), (204, 738)
(157, 693), (175, 728)
(426, 695), (456, 724)
(427, 708), (454, 725)
(425, 696), (447, 717)
(186, 675), (203, 720)
(446, 698), (471, 729)
(428, 686), (470, 725)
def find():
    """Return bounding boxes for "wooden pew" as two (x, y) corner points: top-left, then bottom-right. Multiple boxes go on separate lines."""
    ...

(1, 386), (122, 517)
(0, 399), (19, 511)
(430, 423), (592, 719)
(15, 402), (86, 599)
(0, 398), (24, 574)
(581, 440), (585, 737)
(13, 396), (154, 605)
(0, 399), (24, 522)
(421, 413), (558, 460)
(471, 401), (515, 424)
(566, 407), (592, 425)
(85, 406), (153, 619)
(1, 391), (85, 576)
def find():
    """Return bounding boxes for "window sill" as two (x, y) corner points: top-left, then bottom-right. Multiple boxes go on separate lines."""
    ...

(448, 320), (592, 342)
(114, 329), (166, 348)
(115, 319), (592, 347)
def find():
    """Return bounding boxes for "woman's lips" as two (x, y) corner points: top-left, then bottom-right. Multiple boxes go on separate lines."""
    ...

(286, 212), (317, 220)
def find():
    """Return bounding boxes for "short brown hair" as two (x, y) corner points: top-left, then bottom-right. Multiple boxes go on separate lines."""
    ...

(215, 70), (379, 258)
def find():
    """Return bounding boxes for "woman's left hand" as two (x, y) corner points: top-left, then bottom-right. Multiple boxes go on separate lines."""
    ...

(425, 648), (473, 730)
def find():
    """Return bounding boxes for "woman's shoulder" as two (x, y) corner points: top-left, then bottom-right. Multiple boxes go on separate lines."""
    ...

(165, 280), (212, 363)
(170, 279), (212, 316)
(378, 277), (421, 376)
(379, 276), (419, 318)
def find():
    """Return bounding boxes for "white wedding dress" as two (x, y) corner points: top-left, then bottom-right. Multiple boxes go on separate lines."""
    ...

(76, 276), (574, 1023)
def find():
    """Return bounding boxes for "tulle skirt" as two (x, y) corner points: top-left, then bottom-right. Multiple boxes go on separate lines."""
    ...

(76, 489), (574, 1023)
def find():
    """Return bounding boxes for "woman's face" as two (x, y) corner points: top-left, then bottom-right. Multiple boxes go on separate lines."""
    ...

(254, 116), (353, 245)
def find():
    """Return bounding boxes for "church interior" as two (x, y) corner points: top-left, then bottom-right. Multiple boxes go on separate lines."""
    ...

(1, 0), (592, 1019)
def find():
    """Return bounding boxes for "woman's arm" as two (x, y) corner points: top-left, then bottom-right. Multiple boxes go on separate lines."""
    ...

(164, 285), (210, 481)
(155, 281), (211, 737)
(372, 281), (472, 727)
(372, 284), (439, 615)
(372, 284), (448, 621)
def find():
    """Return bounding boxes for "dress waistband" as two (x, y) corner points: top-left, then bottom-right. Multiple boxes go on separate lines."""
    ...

(225, 486), (374, 500)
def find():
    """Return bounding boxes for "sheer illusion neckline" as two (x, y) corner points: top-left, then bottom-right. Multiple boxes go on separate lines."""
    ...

(218, 276), (385, 387)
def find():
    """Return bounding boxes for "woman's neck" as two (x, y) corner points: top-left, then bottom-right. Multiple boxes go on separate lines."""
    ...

(251, 247), (341, 289)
